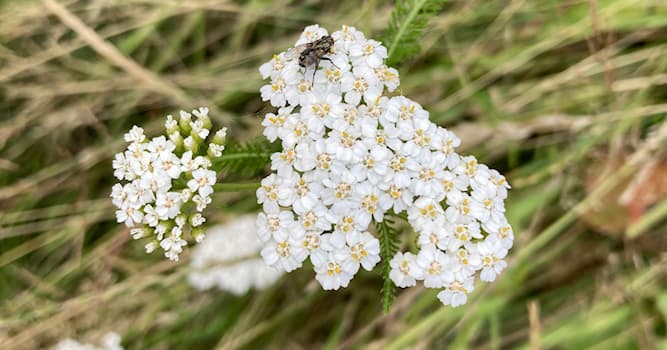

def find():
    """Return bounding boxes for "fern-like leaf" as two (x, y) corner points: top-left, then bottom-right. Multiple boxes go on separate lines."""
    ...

(212, 138), (278, 177)
(375, 216), (400, 313)
(383, 0), (447, 65)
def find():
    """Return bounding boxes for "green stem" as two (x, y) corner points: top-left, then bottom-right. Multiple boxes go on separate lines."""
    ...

(213, 182), (260, 192)
(386, 0), (429, 62)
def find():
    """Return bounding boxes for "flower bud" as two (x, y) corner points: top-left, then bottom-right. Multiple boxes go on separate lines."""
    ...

(192, 227), (205, 243)
(212, 128), (228, 145)
(179, 110), (192, 135)
(165, 115), (179, 134)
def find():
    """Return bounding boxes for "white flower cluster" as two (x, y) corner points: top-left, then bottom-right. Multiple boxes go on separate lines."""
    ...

(257, 25), (514, 307)
(55, 332), (123, 350)
(111, 107), (227, 261)
(188, 215), (284, 295)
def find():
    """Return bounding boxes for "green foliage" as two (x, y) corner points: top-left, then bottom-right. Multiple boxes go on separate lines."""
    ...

(375, 216), (400, 313)
(383, 0), (447, 65)
(212, 138), (278, 178)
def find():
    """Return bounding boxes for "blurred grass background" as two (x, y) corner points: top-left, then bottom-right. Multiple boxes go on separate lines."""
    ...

(1, 0), (667, 349)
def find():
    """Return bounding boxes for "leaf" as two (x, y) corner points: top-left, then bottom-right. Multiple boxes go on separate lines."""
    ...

(383, 0), (448, 66)
(212, 138), (279, 177)
(375, 216), (400, 313)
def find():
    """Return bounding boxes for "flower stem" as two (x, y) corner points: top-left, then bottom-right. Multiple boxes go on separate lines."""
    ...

(213, 182), (260, 192)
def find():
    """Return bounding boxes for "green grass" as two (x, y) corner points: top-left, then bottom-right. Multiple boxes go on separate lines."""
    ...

(1, 0), (666, 349)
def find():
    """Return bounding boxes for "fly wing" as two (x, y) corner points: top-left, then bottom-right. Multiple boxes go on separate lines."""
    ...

(285, 43), (309, 60)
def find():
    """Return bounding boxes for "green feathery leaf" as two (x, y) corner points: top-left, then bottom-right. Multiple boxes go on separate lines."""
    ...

(383, 0), (447, 65)
(375, 216), (400, 313)
(212, 138), (279, 177)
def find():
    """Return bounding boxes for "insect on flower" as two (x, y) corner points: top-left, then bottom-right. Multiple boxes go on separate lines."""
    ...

(288, 35), (338, 86)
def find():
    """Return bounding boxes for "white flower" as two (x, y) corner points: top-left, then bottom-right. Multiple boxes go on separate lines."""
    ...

(478, 236), (508, 282)
(143, 204), (159, 227)
(260, 52), (288, 79)
(146, 136), (175, 158)
(116, 206), (143, 227)
(260, 76), (288, 107)
(345, 231), (381, 271)
(374, 65), (400, 92)
(407, 197), (445, 233)
(340, 70), (382, 105)
(296, 24), (329, 45)
(124, 125), (145, 143)
(208, 143), (225, 157)
(191, 213), (206, 227)
(191, 119), (210, 139)
(256, 173), (286, 213)
(470, 186), (505, 224)
(349, 39), (387, 68)
(188, 168), (217, 197)
(156, 152), (182, 179)
(332, 25), (366, 53)
(311, 239), (355, 290)
(192, 194), (211, 212)
(256, 210), (299, 242)
(256, 25), (514, 305)
(155, 191), (182, 219)
(302, 93), (344, 134)
(260, 235), (308, 272)
(389, 252), (419, 287)
(415, 245), (454, 288)
(351, 182), (384, 226)
(437, 276), (474, 307)
(262, 106), (292, 142)
(112, 108), (227, 261)
(112, 152), (132, 180)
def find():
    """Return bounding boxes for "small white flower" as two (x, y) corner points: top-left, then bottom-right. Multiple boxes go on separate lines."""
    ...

(191, 118), (210, 139)
(296, 24), (328, 45)
(389, 252), (419, 287)
(349, 39), (387, 68)
(262, 107), (292, 142)
(192, 194), (212, 212)
(415, 245), (454, 288)
(143, 204), (159, 227)
(478, 236), (508, 282)
(346, 231), (380, 271)
(208, 143), (225, 157)
(312, 245), (355, 290)
(155, 191), (182, 219)
(124, 125), (146, 143)
(437, 276), (474, 307)
(260, 236), (308, 272)
(188, 168), (217, 197)
(260, 77), (288, 107)
(130, 228), (146, 240)
(116, 206), (143, 227)
(112, 152), (132, 180)
(256, 210), (298, 242)
(191, 213), (206, 227)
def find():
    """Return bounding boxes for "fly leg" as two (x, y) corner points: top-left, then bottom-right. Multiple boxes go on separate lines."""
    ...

(321, 57), (339, 69)
(311, 60), (319, 87)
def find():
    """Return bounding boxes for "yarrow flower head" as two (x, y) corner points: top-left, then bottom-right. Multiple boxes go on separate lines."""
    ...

(188, 215), (284, 295)
(258, 25), (513, 307)
(111, 107), (227, 261)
